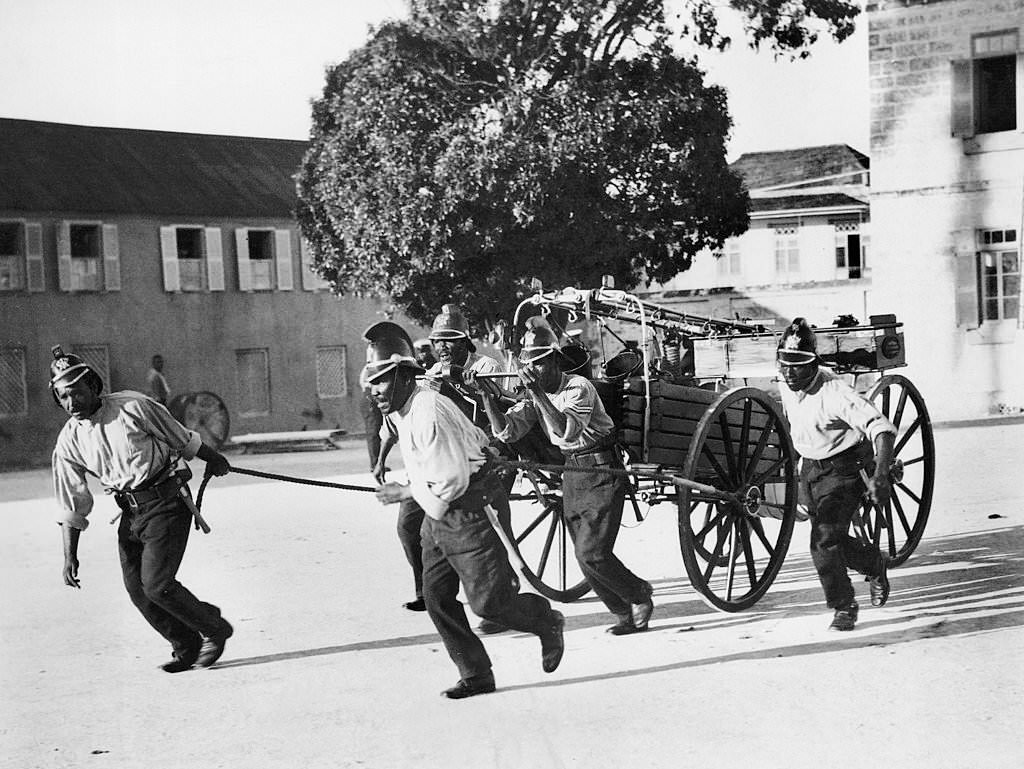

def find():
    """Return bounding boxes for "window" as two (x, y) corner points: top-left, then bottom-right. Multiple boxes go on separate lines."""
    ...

(715, 238), (741, 279)
(316, 346), (348, 398)
(980, 229), (1020, 322)
(773, 223), (800, 276)
(236, 348), (270, 416)
(57, 221), (120, 292)
(951, 31), (1021, 137)
(71, 345), (111, 390)
(0, 223), (24, 291)
(235, 228), (294, 292)
(159, 226), (225, 292)
(0, 347), (28, 416)
(833, 220), (864, 279)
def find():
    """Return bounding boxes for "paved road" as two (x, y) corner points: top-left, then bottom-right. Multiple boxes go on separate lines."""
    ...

(1, 423), (1022, 769)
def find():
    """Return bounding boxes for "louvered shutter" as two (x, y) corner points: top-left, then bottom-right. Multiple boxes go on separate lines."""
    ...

(102, 224), (121, 291)
(159, 226), (180, 292)
(953, 228), (980, 329)
(205, 227), (225, 291)
(950, 60), (974, 138)
(25, 222), (44, 292)
(57, 221), (72, 292)
(274, 229), (293, 291)
(235, 229), (252, 292)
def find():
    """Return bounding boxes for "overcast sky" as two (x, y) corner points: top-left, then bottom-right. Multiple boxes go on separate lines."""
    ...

(0, 0), (869, 160)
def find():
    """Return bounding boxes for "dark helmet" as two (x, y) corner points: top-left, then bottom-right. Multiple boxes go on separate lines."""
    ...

(48, 345), (103, 403)
(429, 304), (475, 352)
(362, 321), (425, 383)
(518, 316), (561, 364)
(776, 318), (819, 365)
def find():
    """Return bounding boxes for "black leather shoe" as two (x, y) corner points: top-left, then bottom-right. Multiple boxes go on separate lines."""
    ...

(869, 558), (891, 607)
(631, 597), (654, 631)
(540, 611), (565, 673)
(442, 673), (496, 699)
(160, 647), (199, 674)
(606, 615), (640, 635)
(829, 601), (859, 631)
(478, 618), (509, 635)
(403, 598), (427, 612)
(196, 620), (233, 668)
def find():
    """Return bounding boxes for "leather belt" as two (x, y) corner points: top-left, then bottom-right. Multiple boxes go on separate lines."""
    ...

(118, 474), (183, 510)
(802, 440), (872, 471)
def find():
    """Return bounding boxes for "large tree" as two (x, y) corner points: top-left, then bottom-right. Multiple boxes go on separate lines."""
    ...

(296, 0), (859, 331)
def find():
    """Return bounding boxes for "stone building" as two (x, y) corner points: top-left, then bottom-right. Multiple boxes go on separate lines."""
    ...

(0, 118), (408, 468)
(643, 144), (873, 329)
(867, 0), (1023, 420)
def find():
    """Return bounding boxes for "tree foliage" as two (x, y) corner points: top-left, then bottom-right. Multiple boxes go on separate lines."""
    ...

(296, 0), (860, 331)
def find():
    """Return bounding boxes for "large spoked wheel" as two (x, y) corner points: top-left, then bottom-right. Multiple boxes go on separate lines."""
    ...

(506, 468), (590, 603)
(856, 374), (935, 566)
(678, 387), (797, 612)
(169, 391), (230, 450)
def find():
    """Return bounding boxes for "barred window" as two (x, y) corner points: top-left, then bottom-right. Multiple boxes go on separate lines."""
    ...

(236, 348), (270, 416)
(316, 346), (348, 398)
(0, 347), (28, 416)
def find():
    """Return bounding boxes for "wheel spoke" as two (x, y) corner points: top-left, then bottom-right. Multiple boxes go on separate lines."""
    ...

(515, 505), (552, 545)
(894, 416), (922, 456)
(892, 385), (909, 428)
(700, 444), (732, 488)
(737, 401), (753, 481)
(717, 411), (739, 485)
(749, 517), (776, 556)
(894, 481), (922, 506)
(747, 454), (788, 489)
(739, 522), (758, 588)
(742, 410), (775, 481)
(534, 512), (560, 580)
(725, 520), (740, 601)
(702, 520), (730, 583)
(695, 504), (727, 540)
(891, 490), (913, 539)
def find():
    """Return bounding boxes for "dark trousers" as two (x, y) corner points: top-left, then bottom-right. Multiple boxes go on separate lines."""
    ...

(117, 496), (227, 658)
(421, 499), (556, 681)
(397, 498), (426, 600)
(801, 448), (884, 609)
(562, 453), (651, 618)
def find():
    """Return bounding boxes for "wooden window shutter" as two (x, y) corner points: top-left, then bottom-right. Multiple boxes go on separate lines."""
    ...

(300, 238), (317, 291)
(235, 229), (252, 292)
(102, 224), (121, 291)
(950, 60), (975, 138)
(953, 229), (980, 329)
(57, 221), (72, 292)
(159, 226), (180, 292)
(25, 222), (44, 292)
(204, 227), (225, 291)
(274, 229), (294, 291)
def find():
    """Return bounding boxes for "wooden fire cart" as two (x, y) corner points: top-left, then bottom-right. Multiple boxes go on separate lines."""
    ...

(497, 285), (935, 612)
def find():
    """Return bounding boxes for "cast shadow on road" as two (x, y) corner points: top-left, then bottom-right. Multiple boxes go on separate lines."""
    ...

(214, 524), (1024, 679)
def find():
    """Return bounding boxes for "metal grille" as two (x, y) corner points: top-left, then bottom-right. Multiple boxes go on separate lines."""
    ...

(236, 348), (270, 416)
(0, 347), (28, 416)
(316, 346), (348, 398)
(71, 344), (111, 389)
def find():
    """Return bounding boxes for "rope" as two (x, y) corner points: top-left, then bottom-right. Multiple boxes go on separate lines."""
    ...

(194, 466), (378, 514)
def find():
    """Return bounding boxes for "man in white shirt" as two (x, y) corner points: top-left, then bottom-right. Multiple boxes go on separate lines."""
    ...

(146, 354), (170, 406)
(776, 318), (897, 631)
(49, 346), (233, 672)
(365, 321), (565, 699)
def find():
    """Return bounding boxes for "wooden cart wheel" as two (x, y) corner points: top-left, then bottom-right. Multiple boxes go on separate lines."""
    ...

(168, 391), (231, 451)
(507, 467), (590, 603)
(856, 374), (935, 566)
(678, 387), (797, 612)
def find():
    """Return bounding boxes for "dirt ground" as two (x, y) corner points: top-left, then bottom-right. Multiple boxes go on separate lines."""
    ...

(1, 422), (1022, 769)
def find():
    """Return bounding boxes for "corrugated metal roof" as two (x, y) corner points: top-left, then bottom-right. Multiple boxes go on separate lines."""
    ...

(730, 144), (869, 191)
(751, 192), (867, 213)
(0, 119), (307, 218)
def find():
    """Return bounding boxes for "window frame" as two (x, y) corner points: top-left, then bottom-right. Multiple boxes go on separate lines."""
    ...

(235, 347), (271, 417)
(315, 346), (349, 399)
(951, 30), (1023, 142)
(159, 225), (225, 293)
(771, 221), (800, 277)
(978, 228), (1020, 324)
(0, 346), (29, 417)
